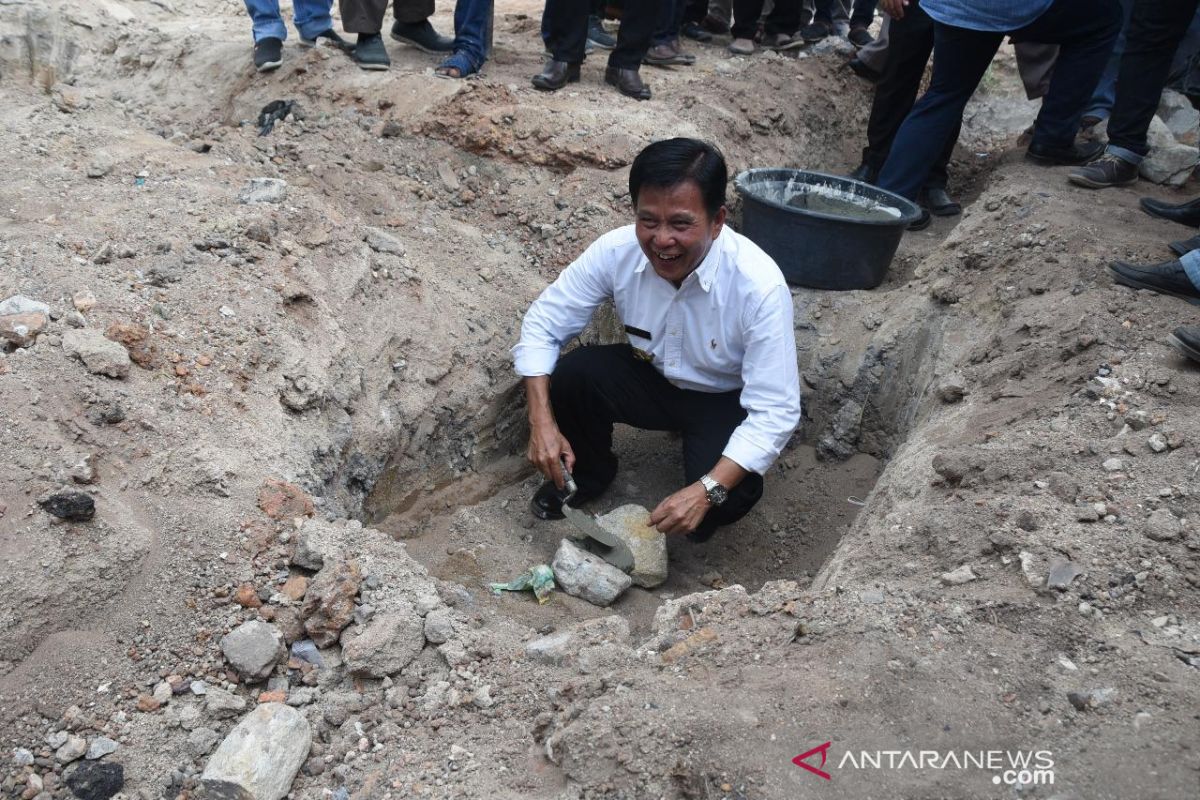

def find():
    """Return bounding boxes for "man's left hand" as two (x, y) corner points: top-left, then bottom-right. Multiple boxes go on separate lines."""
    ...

(649, 482), (711, 534)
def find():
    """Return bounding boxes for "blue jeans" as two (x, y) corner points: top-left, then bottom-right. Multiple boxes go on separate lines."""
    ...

(243, 0), (333, 42)
(1184, 250), (1200, 291)
(878, 0), (1121, 200)
(447, 0), (493, 71)
(1084, 0), (1135, 121)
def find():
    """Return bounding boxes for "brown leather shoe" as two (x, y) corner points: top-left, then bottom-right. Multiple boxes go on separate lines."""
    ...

(531, 60), (581, 91)
(604, 66), (650, 100)
(644, 42), (693, 66)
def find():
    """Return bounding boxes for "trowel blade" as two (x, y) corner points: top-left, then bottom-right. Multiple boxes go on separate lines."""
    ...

(562, 502), (636, 573)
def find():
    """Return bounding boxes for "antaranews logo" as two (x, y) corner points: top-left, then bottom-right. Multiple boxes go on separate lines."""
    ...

(792, 743), (1055, 787)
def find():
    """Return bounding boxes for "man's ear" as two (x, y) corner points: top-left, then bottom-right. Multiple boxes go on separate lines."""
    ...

(711, 205), (727, 234)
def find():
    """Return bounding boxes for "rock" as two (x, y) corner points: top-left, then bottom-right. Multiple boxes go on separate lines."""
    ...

(279, 576), (308, 601)
(39, 490), (95, 521)
(13, 748), (34, 767)
(1144, 508), (1182, 542)
(595, 504), (668, 588)
(423, 607), (455, 645)
(136, 694), (161, 713)
(153, 681), (173, 705)
(0, 295), (50, 316)
(48, 731), (69, 749)
(204, 687), (247, 719)
(1067, 688), (1116, 711)
(273, 607), (305, 643)
(62, 329), (131, 378)
(187, 728), (220, 758)
(525, 631), (573, 665)
(1147, 432), (1168, 453)
(257, 690), (286, 704)
(1101, 457), (1125, 473)
(301, 560), (362, 647)
(1158, 89), (1199, 141)
(220, 621), (286, 682)
(258, 479), (314, 521)
(64, 761), (123, 800)
(936, 375), (967, 403)
(84, 738), (118, 761)
(436, 162), (461, 191)
(289, 640), (323, 667)
(290, 528), (327, 570)
(1075, 502), (1101, 522)
(103, 322), (154, 369)
(238, 177), (288, 204)
(811, 36), (857, 56)
(200, 703), (310, 800)
(0, 312), (48, 348)
(55, 736), (87, 764)
(860, 588), (885, 604)
(940, 565), (977, 586)
(234, 584), (262, 608)
(381, 120), (403, 138)
(178, 704), (202, 731)
(72, 291), (97, 312)
(1141, 117), (1198, 186)
(1124, 409), (1150, 430)
(363, 227), (405, 256)
(86, 160), (111, 178)
(342, 603), (425, 677)
(551, 539), (632, 606)
(1046, 559), (1084, 590)
(1048, 471), (1079, 502)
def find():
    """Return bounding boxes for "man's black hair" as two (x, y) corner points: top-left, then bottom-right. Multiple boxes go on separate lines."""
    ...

(629, 138), (727, 219)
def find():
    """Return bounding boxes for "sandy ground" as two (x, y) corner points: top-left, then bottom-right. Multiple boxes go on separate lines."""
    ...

(0, 1), (1198, 799)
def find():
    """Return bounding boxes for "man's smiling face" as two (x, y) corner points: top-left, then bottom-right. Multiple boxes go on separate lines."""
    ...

(634, 180), (726, 286)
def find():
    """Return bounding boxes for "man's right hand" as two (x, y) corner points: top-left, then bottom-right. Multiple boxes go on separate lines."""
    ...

(527, 421), (575, 489)
(880, 0), (907, 19)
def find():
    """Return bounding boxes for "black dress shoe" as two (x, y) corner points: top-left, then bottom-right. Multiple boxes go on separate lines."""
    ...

(605, 66), (651, 100)
(1026, 139), (1104, 166)
(532, 60), (581, 91)
(846, 57), (881, 83)
(1169, 233), (1200, 257)
(390, 19), (454, 53)
(352, 33), (391, 70)
(919, 186), (962, 217)
(907, 208), (931, 231)
(1170, 325), (1200, 363)
(1140, 195), (1200, 228)
(848, 162), (877, 184)
(1108, 259), (1200, 305)
(682, 21), (713, 42)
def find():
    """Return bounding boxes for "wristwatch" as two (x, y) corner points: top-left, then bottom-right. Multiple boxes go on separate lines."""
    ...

(699, 474), (728, 506)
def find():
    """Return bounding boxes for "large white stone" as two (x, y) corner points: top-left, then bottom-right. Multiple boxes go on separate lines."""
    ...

(596, 504), (668, 588)
(1142, 116), (1199, 186)
(200, 703), (310, 800)
(220, 620), (285, 682)
(552, 539), (632, 607)
(1158, 89), (1199, 143)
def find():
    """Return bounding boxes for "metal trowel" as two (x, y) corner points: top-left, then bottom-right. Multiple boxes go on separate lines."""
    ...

(560, 460), (636, 573)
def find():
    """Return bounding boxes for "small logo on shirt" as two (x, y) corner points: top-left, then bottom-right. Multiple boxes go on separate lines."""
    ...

(710, 338), (717, 350)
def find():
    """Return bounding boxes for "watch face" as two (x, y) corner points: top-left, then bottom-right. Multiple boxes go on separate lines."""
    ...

(709, 485), (728, 505)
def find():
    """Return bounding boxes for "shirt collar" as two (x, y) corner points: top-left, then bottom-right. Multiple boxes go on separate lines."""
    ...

(633, 228), (725, 292)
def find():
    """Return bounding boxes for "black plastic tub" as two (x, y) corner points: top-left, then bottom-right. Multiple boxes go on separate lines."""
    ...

(733, 168), (922, 290)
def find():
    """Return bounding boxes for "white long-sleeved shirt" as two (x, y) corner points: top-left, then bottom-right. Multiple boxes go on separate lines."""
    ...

(512, 225), (801, 475)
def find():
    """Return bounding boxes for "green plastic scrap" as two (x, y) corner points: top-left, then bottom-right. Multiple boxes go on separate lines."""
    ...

(489, 564), (555, 604)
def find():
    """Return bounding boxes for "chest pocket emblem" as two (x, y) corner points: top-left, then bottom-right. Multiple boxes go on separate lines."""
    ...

(710, 338), (717, 350)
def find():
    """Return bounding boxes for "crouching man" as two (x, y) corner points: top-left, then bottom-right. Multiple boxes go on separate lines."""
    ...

(512, 138), (801, 541)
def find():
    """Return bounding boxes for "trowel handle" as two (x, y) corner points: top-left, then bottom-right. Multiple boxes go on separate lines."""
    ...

(559, 456), (578, 495)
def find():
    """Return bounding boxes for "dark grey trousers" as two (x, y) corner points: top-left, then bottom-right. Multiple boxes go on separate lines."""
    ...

(339, 0), (434, 33)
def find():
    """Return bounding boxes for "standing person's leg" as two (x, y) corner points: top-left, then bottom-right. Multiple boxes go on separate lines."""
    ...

(729, 0), (765, 51)
(763, 0), (804, 41)
(534, 0), (588, 90)
(391, 0), (453, 52)
(647, 0), (694, 63)
(245, 0), (287, 41)
(244, 0), (287, 70)
(1017, 0), (1122, 156)
(678, 390), (765, 542)
(876, 23), (1004, 203)
(606, 0), (658, 98)
(850, 13), (889, 78)
(802, 0), (835, 40)
(435, 0), (493, 76)
(340, 0), (392, 67)
(1106, 0), (1200, 164)
(1084, 0), (1136, 122)
(847, 0), (876, 44)
(682, 0), (714, 40)
(860, 1), (935, 179)
(293, 0), (348, 46)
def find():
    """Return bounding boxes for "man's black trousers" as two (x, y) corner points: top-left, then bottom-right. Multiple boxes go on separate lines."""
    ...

(549, 344), (764, 540)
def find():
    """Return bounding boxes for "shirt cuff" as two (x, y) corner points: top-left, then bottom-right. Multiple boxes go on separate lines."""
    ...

(722, 430), (776, 476)
(512, 343), (560, 377)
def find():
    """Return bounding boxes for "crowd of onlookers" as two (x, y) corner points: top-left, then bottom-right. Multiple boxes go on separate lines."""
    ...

(242, 0), (1200, 364)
